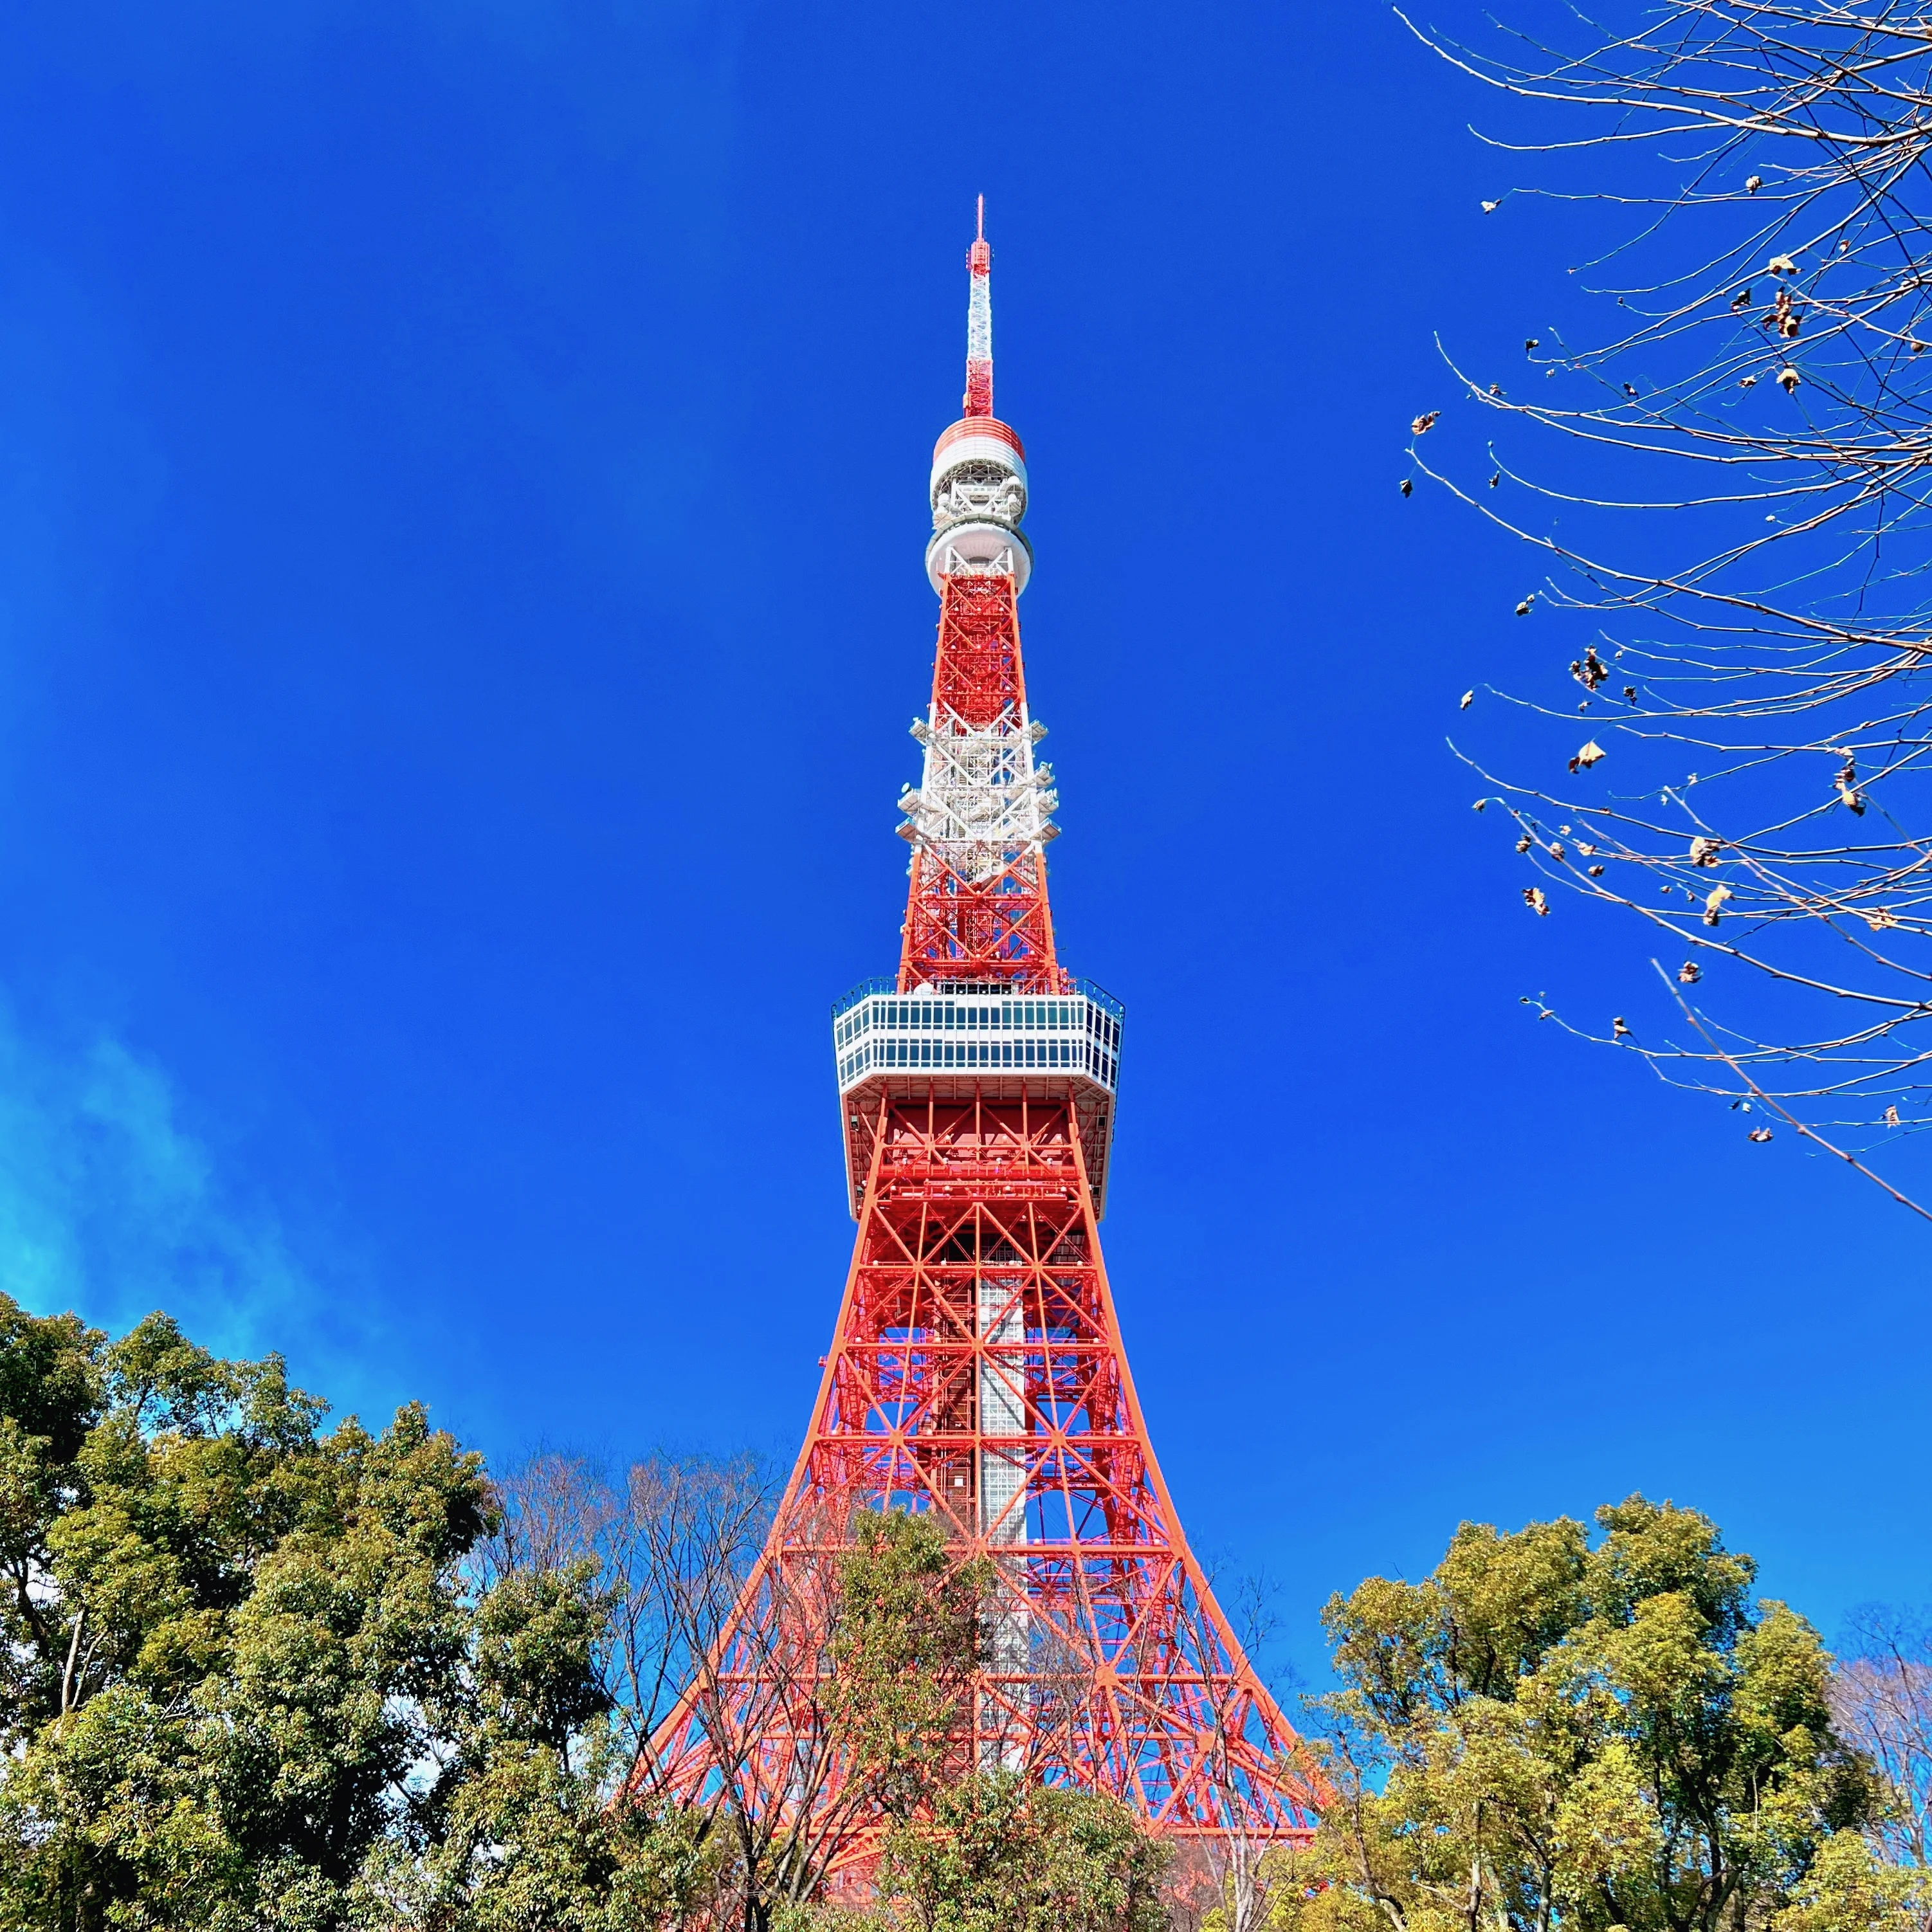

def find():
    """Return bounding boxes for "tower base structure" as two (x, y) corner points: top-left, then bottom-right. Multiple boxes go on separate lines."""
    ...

(645, 1075), (1320, 1887)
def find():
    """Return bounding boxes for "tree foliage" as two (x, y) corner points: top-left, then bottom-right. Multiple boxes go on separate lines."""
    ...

(0, 1293), (708, 1932)
(1279, 1496), (1875, 1932)
(823, 1509), (993, 1824)
(874, 1771), (1170, 1932)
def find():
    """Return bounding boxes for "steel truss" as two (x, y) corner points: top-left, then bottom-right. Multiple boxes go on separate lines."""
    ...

(899, 574), (1064, 992)
(637, 215), (1318, 1899)
(648, 1091), (1319, 1881)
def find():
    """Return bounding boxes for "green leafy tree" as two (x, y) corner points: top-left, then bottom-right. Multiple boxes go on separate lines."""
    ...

(0, 1295), (706, 1932)
(823, 1510), (994, 1822)
(1279, 1496), (1875, 1932)
(875, 1771), (1169, 1932)
(715, 1509), (996, 1927)
(396, 1560), (722, 1930)
(1770, 1826), (1932, 1932)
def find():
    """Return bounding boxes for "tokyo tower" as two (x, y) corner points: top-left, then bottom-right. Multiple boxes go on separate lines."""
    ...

(646, 203), (1319, 1890)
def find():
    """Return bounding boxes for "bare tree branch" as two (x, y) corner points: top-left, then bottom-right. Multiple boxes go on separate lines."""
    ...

(1413, 0), (1932, 1208)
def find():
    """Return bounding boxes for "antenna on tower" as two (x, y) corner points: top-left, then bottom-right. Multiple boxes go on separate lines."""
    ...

(963, 197), (993, 417)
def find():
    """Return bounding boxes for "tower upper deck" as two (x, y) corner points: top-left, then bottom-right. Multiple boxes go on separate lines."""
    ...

(832, 978), (1122, 1216)
(835, 205), (1122, 1214)
(926, 416), (1031, 592)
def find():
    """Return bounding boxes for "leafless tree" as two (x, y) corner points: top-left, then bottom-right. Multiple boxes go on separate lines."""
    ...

(1404, 0), (1932, 1216)
(487, 1462), (990, 1928)
(1165, 1570), (1316, 1932)
(652, 1508), (878, 1922)
(486, 1454), (866, 1924)
(482, 1448), (778, 1771)
(1836, 1604), (1932, 1867)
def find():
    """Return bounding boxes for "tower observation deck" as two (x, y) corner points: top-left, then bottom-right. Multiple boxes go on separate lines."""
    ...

(640, 201), (1320, 1895)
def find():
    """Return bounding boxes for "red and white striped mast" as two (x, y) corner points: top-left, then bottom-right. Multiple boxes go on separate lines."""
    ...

(965, 192), (994, 417)
(898, 196), (1061, 991)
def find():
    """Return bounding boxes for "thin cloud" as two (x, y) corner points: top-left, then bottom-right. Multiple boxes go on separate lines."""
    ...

(0, 1005), (340, 1381)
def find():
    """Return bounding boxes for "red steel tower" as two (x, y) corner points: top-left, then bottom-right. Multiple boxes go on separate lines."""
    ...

(648, 203), (1318, 1886)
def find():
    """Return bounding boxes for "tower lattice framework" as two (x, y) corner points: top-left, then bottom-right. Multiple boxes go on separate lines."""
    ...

(645, 203), (1318, 1886)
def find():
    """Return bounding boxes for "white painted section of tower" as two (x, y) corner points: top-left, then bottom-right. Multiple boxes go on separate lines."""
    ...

(898, 711), (1055, 881)
(832, 988), (1122, 1096)
(929, 426), (1026, 498)
(980, 1270), (1030, 1774)
(925, 525), (1032, 594)
(967, 260), (992, 372)
(978, 1275), (1026, 1545)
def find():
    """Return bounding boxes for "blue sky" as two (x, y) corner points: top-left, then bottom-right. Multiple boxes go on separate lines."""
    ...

(0, 1), (1922, 1690)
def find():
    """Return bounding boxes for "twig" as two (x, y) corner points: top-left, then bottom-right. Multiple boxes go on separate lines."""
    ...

(1652, 958), (1932, 1221)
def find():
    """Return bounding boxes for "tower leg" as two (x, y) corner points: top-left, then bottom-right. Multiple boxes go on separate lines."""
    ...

(641, 1089), (1319, 1886)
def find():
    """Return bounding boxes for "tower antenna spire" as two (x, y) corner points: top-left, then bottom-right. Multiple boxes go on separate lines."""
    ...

(963, 197), (993, 417)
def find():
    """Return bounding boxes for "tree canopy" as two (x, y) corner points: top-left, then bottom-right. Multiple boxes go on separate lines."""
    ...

(0, 1291), (704, 1932)
(1277, 1495), (1909, 1932)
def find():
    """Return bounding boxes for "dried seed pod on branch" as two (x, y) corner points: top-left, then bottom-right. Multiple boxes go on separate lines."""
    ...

(1406, 1), (1932, 1217)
